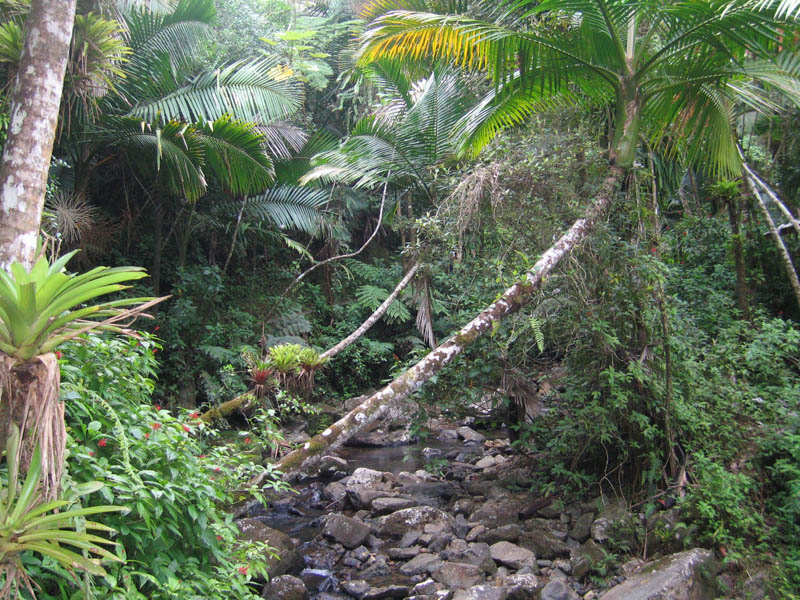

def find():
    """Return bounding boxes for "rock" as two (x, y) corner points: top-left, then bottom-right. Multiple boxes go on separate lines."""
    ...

(540, 580), (580, 600)
(358, 554), (392, 579)
(413, 579), (441, 595)
(570, 539), (605, 580)
(352, 545), (371, 562)
(261, 574), (308, 600)
(590, 500), (637, 550)
(346, 468), (390, 509)
(430, 531), (454, 553)
(323, 513), (371, 549)
(439, 429), (460, 440)
(236, 518), (302, 577)
(379, 506), (454, 538)
(299, 568), (338, 593)
(646, 508), (694, 555)
(301, 540), (345, 570)
(504, 573), (540, 600)
(432, 562), (485, 590)
(570, 512), (594, 543)
(361, 582), (412, 599)
(490, 541), (537, 570)
(442, 540), (497, 575)
(598, 548), (719, 600)
(469, 498), (526, 529)
(400, 531), (421, 547)
(323, 481), (347, 504)
(401, 482), (461, 500)
(401, 553), (444, 575)
(371, 496), (418, 515)
(318, 455), (349, 478)
(386, 545), (421, 560)
(341, 579), (371, 598)
(457, 427), (486, 444)
(475, 456), (497, 469)
(518, 530), (569, 560)
(453, 498), (475, 516)
(453, 584), (508, 600)
(476, 524), (522, 544)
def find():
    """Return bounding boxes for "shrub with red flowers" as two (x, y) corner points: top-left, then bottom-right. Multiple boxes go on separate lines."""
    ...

(51, 333), (288, 599)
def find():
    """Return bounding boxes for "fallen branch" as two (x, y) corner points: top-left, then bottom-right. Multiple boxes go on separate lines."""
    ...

(199, 393), (254, 424)
(273, 167), (624, 480)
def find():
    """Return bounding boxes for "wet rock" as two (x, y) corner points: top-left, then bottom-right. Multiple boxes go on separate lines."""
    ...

(441, 540), (497, 575)
(598, 548), (719, 600)
(353, 545), (371, 562)
(299, 568), (338, 593)
(261, 574), (308, 600)
(466, 525), (486, 542)
(359, 554), (392, 579)
(400, 553), (444, 576)
(457, 427), (486, 444)
(323, 481), (347, 504)
(371, 496), (418, 515)
(401, 482), (460, 501)
(341, 580), (370, 598)
(490, 541), (537, 570)
(319, 456), (349, 479)
(439, 429), (460, 440)
(323, 513), (371, 549)
(477, 524), (522, 544)
(540, 580), (580, 600)
(236, 518), (302, 577)
(504, 573), (540, 600)
(453, 498), (475, 516)
(346, 468), (390, 509)
(386, 545), (421, 560)
(362, 583), (412, 599)
(590, 501), (637, 551)
(453, 584), (508, 600)
(400, 531), (421, 547)
(570, 539), (605, 580)
(430, 531), (454, 553)
(570, 512), (594, 543)
(301, 540), (345, 570)
(379, 506), (454, 538)
(432, 562), (484, 590)
(396, 471), (423, 486)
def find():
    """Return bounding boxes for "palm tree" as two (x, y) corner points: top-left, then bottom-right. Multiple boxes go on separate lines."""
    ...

(276, 0), (800, 477)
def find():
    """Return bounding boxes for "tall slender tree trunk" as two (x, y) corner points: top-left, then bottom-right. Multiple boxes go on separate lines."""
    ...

(0, 0), (77, 270)
(274, 167), (624, 479)
(726, 195), (751, 320)
(321, 263), (419, 360)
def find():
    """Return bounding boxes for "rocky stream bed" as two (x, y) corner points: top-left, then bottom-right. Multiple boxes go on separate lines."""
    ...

(237, 424), (754, 600)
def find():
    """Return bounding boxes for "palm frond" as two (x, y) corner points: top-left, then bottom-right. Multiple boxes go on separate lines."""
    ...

(274, 129), (340, 185)
(241, 185), (329, 233)
(257, 121), (308, 160)
(194, 117), (274, 196)
(126, 57), (304, 124)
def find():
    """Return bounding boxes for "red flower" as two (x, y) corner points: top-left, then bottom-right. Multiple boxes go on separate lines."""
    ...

(216, 535), (223, 541)
(55, 351), (62, 359)
(98, 438), (107, 447)
(650, 247), (657, 254)
(183, 424), (191, 432)
(153, 326), (160, 332)
(197, 454), (206, 458)
(238, 566), (249, 576)
(244, 437), (251, 444)
(152, 348), (158, 354)
(144, 433), (150, 439)
(154, 405), (161, 411)
(189, 412), (200, 419)
(151, 422), (162, 430)
(88, 451), (94, 457)
(214, 466), (221, 473)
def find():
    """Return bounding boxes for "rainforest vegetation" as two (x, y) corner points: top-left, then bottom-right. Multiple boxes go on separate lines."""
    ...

(0, 0), (800, 598)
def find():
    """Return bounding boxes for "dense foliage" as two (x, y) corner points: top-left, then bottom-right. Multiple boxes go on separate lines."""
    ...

(1, 0), (800, 597)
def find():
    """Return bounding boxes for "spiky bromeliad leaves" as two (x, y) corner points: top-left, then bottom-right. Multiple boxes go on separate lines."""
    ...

(0, 426), (125, 599)
(0, 250), (165, 497)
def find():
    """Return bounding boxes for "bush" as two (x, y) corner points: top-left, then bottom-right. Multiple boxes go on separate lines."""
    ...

(29, 333), (291, 599)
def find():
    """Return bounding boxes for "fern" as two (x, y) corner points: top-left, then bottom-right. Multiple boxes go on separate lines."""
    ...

(356, 284), (412, 323)
(529, 316), (545, 353)
(270, 310), (313, 337)
(344, 258), (388, 283)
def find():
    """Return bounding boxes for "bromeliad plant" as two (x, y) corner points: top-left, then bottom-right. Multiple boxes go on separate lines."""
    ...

(0, 426), (124, 599)
(0, 249), (165, 498)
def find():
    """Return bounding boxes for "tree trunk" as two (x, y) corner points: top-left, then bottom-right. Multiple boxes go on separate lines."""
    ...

(745, 172), (800, 310)
(0, 354), (64, 499)
(726, 195), (751, 320)
(274, 167), (624, 479)
(321, 263), (420, 360)
(0, 0), (77, 270)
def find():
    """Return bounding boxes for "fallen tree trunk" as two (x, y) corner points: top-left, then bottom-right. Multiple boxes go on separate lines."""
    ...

(321, 263), (419, 361)
(200, 393), (253, 423)
(274, 167), (624, 480)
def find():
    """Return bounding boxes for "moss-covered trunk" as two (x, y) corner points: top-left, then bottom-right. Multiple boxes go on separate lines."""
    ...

(275, 167), (625, 480)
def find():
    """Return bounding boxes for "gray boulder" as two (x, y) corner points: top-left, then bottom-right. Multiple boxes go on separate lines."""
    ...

(236, 518), (302, 577)
(540, 580), (579, 600)
(371, 496), (418, 515)
(457, 427), (486, 444)
(590, 500), (637, 550)
(379, 506), (454, 538)
(432, 562), (485, 590)
(570, 512), (594, 543)
(262, 574), (308, 600)
(570, 538), (605, 580)
(598, 548), (719, 600)
(442, 540), (497, 575)
(453, 584), (508, 600)
(401, 552), (444, 576)
(322, 513), (371, 549)
(490, 541), (537, 570)
(504, 573), (540, 600)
